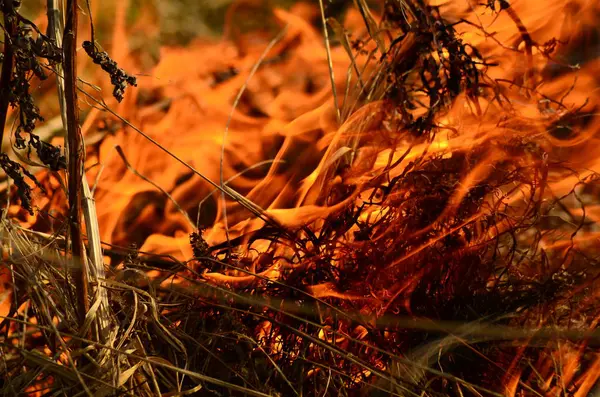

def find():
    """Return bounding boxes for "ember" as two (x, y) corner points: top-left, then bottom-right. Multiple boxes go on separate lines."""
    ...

(0, 0), (599, 396)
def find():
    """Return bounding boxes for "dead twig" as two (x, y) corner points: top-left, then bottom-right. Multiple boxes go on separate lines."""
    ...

(47, 0), (111, 344)
(63, 0), (89, 328)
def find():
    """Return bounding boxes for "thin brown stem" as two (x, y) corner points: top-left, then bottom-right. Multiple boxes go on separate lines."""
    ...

(63, 0), (89, 326)
(0, 1), (17, 149)
(504, 6), (534, 86)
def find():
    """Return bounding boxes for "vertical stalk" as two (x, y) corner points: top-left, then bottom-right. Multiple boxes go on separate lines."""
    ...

(63, 0), (89, 326)
(0, 1), (16, 148)
(49, 0), (109, 341)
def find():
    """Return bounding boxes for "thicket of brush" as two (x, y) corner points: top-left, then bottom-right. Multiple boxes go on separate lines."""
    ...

(0, 0), (599, 396)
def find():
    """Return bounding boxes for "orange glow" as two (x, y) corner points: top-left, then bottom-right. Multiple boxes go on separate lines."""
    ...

(3, 0), (600, 395)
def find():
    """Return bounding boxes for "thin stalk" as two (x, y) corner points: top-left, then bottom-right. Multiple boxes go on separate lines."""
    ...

(318, 0), (341, 124)
(47, 1), (66, 126)
(63, 0), (89, 326)
(47, 0), (110, 342)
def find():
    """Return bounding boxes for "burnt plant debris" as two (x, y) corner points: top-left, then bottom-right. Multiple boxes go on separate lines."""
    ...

(0, 0), (136, 210)
(0, 1), (67, 211)
(0, 152), (44, 214)
(82, 40), (138, 102)
(378, 2), (486, 137)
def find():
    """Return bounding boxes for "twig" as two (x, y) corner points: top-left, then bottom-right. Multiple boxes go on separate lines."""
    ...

(48, 0), (110, 342)
(318, 0), (341, 124)
(63, 0), (89, 327)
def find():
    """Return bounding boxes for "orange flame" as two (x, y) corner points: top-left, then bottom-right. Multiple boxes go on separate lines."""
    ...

(4, 0), (600, 394)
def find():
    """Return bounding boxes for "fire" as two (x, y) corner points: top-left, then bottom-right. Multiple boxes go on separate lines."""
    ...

(84, 5), (357, 259)
(2, 0), (600, 395)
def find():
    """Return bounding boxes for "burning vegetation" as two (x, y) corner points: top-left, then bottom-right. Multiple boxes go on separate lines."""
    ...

(0, 0), (600, 395)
